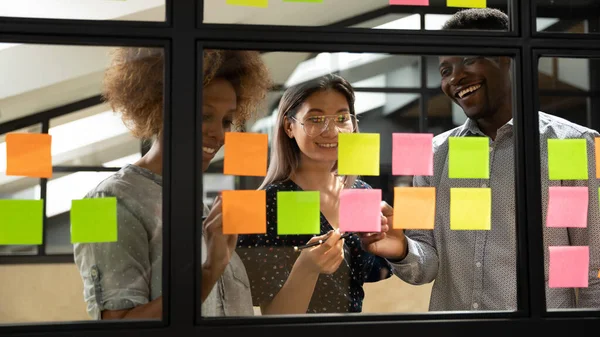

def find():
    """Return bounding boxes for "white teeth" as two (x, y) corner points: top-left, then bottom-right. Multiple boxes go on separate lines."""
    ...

(317, 143), (338, 148)
(203, 147), (216, 154)
(458, 84), (482, 98)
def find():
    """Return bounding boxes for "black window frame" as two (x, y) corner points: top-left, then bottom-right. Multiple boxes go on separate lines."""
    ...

(0, 0), (600, 336)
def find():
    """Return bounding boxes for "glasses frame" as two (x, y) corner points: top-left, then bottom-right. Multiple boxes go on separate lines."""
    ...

(289, 113), (358, 137)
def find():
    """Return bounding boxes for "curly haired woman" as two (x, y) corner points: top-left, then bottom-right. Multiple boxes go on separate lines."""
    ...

(74, 48), (271, 319)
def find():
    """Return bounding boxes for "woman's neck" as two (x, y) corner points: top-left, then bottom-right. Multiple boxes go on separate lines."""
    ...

(292, 155), (339, 192)
(134, 138), (163, 176)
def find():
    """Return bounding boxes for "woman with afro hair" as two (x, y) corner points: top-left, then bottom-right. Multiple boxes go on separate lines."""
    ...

(74, 48), (271, 319)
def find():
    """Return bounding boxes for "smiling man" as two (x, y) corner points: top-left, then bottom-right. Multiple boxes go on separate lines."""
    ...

(359, 8), (600, 311)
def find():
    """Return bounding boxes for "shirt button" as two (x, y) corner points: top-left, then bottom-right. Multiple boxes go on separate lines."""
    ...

(472, 303), (479, 309)
(489, 147), (493, 152)
(481, 183), (487, 188)
(475, 262), (482, 267)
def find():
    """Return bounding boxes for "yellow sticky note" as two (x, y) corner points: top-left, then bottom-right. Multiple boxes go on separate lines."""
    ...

(447, 0), (486, 8)
(338, 133), (380, 176)
(450, 188), (491, 230)
(393, 187), (436, 230)
(226, 0), (268, 7)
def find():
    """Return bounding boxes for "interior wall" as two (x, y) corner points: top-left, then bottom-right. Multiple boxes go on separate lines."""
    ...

(0, 263), (90, 323)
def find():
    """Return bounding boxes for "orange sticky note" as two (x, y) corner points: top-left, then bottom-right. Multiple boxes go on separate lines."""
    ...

(393, 187), (436, 229)
(6, 133), (52, 178)
(595, 138), (600, 179)
(223, 132), (268, 177)
(222, 190), (266, 234)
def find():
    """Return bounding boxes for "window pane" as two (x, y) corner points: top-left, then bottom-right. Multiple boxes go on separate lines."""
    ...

(204, 0), (511, 32)
(0, 0), (165, 21)
(199, 49), (517, 320)
(536, 0), (600, 34)
(0, 44), (164, 324)
(537, 57), (600, 311)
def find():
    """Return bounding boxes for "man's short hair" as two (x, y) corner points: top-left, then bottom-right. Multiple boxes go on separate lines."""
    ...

(442, 8), (509, 31)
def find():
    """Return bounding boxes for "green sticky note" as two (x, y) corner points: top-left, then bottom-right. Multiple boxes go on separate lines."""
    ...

(449, 136), (489, 179)
(277, 191), (320, 235)
(447, 0), (487, 8)
(0, 200), (43, 245)
(450, 188), (491, 230)
(70, 197), (118, 243)
(338, 133), (380, 176)
(548, 139), (588, 180)
(226, 0), (268, 7)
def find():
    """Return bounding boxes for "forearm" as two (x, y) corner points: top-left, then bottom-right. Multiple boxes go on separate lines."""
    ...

(201, 260), (228, 303)
(261, 262), (320, 315)
(389, 235), (438, 285)
(102, 296), (163, 320)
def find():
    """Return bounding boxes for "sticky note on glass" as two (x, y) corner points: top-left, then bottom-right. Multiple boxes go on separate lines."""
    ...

(338, 133), (380, 176)
(222, 190), (266, 234)
(393, 187), (436, 229)
(546, 186), (588, 228)
(6, 133), (52, 178)
(392, 133), (433, 176)
(547, 139), (588, 180)
(277, 191), (320, 235)
(70, 197), (118, 243)
(390, 0), (429, 5)
(449, 136), (489, 179)
(549, 246), (589, 288)
(226, 0), (267, 7)
(594, 138), (600, 179)
(447, 0), (486, 8)
(339, 189), (381, 232)
(0, 199), (43, 245)
(450, 188), (491, 230)
(223, 132), (268, 177)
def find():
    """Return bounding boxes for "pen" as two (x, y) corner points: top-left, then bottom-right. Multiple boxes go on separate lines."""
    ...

(293, 232), (353, 252)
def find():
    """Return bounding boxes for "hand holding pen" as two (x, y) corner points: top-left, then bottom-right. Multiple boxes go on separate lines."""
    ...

(293, 229), (346, 275)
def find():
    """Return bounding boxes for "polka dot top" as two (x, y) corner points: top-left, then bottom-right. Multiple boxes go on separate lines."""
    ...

(237, 179), (392, 313)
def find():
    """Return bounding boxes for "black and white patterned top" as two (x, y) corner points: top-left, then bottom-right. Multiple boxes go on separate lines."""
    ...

(238, 179), (391, 313)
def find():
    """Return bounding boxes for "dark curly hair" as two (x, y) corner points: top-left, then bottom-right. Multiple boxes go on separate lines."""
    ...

(442, 8), (509, 31)
(102, 48), (272, 139)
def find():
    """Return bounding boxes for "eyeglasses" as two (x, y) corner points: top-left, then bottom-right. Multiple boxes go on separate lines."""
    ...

(290, 113), (358, 137)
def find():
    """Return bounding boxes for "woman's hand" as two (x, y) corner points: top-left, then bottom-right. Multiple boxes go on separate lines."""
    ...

(203, 196), (237, 270)
(296, 229), (345, 275)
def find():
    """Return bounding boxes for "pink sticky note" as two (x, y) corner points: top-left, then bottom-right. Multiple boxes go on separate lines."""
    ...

(392, 133), (434, 176)
(546, 186), (588, 228)
(390, 0), (430, 5)
(339, 189), (382, 232)
(549, 246), (589, 288)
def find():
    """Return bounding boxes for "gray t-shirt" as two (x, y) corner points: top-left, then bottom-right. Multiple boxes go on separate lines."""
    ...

(73, 164), (253, 319)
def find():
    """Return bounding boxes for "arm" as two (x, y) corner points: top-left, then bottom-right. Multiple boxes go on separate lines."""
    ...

(74, 195), (155, 320)
(565, 131), (600, 308)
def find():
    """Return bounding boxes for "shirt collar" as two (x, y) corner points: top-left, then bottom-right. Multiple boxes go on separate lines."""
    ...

(458, 117), (514, 137)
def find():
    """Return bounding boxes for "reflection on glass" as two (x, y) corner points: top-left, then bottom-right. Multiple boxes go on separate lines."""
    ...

(204, 0), (509, 31)
(536, 0), (600, 34)
(537, 56), (600, 310)
(0, 0), (165, 21)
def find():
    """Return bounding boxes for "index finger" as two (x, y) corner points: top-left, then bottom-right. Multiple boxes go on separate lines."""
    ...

(318, 229), (342, 251)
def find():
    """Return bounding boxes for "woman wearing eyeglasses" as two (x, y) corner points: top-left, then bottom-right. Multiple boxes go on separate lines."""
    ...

(237, 74), (392, 314)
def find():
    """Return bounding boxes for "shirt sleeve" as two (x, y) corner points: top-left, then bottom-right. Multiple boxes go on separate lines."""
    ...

(73, 192), (152, 320)
(562, 130), (600, 308)
(237, 186), (298, 308)
(387, 174), (439, 285)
